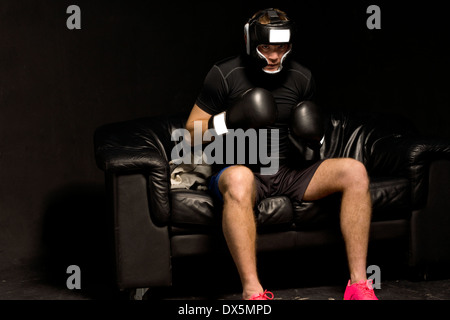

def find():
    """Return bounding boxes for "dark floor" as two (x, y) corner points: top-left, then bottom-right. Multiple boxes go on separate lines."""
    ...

(2, 265), (450, 301)
(2, 249), (450, 301)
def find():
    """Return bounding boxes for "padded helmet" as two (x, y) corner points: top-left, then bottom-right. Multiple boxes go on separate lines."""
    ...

(244, 8), (295, 74)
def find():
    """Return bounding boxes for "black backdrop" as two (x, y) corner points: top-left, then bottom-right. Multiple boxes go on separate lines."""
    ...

(0, 0), (449, 285)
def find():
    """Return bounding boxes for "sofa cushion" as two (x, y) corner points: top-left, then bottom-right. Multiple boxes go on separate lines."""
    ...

(169, 177), (410, 231)
(292, 177), (411, 230)
(170, 190), (293, 230)
(256, 196), (294, 231)
(292, 195), (341, 230)
(369, 177), (411, 220)
(170, 190), (218, 226)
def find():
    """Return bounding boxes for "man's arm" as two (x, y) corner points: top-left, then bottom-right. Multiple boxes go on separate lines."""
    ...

(187, 88), (278, 146)
(185, 104), (212, 146)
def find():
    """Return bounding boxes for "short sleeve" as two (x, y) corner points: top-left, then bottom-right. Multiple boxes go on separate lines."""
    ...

(195, 65), (229, 115)
(304, 74), (316, 101)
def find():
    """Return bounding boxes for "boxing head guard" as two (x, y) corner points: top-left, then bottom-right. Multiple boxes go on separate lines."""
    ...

(244, 8), (295, 74)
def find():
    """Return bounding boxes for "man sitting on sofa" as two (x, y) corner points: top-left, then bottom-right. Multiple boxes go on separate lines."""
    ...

(185, 8), (378, 300)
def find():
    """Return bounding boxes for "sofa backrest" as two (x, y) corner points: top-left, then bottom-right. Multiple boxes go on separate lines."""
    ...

(95, 110), (417, 176)
(321, 109), (417, 166)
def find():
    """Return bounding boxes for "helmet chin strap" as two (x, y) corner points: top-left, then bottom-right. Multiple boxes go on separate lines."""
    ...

(256, 47), (292, 74)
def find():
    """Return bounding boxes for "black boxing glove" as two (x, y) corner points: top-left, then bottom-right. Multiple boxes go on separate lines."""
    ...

(208, 88), (278, 135)
(290, 101), (325, 151)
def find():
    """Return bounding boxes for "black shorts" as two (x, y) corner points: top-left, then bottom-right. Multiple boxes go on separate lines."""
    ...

(208, 160), (324, 205)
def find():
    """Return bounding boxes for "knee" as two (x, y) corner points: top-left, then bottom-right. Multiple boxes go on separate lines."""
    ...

(219, 165), (255, 203)
(339, 159), (370, 191)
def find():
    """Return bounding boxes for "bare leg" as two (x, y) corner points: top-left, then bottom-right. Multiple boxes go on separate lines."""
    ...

(303, 158), (372, 283)
(218, 165), (263, 299)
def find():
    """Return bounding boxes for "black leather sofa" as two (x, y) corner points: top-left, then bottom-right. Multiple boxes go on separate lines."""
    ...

(94, 109), (450, 299)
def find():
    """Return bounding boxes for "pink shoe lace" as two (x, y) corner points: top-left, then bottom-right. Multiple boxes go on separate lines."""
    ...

(249, 290), (274, 300)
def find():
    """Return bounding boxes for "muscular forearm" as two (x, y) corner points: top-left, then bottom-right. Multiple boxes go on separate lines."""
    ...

(186, 119), (212, 146)
(186, 104), (215, 146)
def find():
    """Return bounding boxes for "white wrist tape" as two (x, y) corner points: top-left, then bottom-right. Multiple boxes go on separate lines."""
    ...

(213, 112), (229, 135)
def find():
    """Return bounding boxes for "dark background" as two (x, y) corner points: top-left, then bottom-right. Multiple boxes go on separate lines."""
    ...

(0, 0), (449, 289)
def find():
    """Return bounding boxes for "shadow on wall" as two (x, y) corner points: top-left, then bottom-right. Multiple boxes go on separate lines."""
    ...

(40, 182), (118, 299)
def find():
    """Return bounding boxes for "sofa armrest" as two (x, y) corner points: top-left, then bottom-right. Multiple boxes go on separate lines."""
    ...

(369, 136), (450, 208)
(95, 146), (171, 225)
(106, 172), (171, 289)
(410, 159), (450, 269)
(93, 118), (169, 173)
(407, 138), (450, 207)
(94, 120), (174, 225)
(96, 146), (168, 172)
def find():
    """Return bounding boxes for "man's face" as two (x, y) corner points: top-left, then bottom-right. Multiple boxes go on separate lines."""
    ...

(257, 44), (290, 72)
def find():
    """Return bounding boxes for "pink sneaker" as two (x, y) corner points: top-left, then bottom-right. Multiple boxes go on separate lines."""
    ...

(249, 290), (274, 300)
(343, 279), (378, 300)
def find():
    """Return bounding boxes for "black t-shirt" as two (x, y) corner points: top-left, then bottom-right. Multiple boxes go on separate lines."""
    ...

(195, 54), (316, 172)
